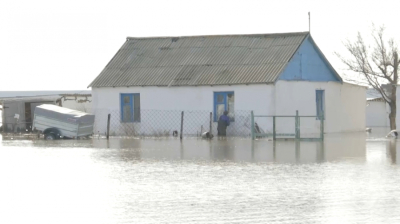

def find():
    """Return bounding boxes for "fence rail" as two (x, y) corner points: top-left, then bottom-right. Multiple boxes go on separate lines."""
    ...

(251, 110), (324, 141)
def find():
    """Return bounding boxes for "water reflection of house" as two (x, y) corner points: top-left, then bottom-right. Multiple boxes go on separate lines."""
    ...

(88, 32), (366, 136)
(89, 135), (367, 163)
(0, 91), (91, 132)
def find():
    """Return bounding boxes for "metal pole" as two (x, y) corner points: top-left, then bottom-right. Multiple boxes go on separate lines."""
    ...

(320, 114), (324, 141)
(295, 110), (299, 140)
(308, 12), (311, 33)
(251, 111), (255, 140)
(209, 112), (212, 136)
(180, 111), (184, 140)
(273, 116), (276, 141)
(106, 114), (110, 139)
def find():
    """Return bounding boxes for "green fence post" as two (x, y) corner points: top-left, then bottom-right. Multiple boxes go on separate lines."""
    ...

(298, 112), (301, 139)
(273, 116), (276, 141)
(295, 110), (299, 140)
(251, 111), (255, 140)
(320, 114), (324, 141)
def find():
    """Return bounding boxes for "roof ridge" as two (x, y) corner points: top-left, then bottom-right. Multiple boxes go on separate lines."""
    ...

(126, 31), (309, 40)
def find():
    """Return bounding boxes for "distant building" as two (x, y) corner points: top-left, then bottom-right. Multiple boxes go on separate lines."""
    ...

(0, 91), (91, 132)
(89, 32), (366, 136)
(365, 86), (400, 128)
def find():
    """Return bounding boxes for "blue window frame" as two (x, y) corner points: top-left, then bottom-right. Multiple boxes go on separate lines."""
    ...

(214, 92), (234, 122)
(316, 90), (325, 120)
(120, 93), (140, 122)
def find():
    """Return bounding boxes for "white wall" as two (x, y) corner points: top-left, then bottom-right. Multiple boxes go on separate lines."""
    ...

(275, 81), (366, 134)
(92, 81), (366, 136)
(92, 84), (274, 136)
(339, 83), (367, 132)
(61, 96), (92, 113)
(366, 101), (388, 127)
(395, 89), (400, 128)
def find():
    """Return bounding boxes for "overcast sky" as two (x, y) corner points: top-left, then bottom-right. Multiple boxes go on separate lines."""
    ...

(1, 0), (399, 90)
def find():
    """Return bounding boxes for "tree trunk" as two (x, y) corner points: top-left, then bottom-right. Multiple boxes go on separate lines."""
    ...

(390, 53), (398, 131)
(389, 91), (397, 131)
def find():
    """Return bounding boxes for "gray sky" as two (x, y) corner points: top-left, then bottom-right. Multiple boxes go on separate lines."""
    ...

(1, 0), (399, 90)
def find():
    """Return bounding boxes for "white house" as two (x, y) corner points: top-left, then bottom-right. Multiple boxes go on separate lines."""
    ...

(366, 88), (389, 127)
(88, 32), (366, 137)
(365, 87), (400, 128)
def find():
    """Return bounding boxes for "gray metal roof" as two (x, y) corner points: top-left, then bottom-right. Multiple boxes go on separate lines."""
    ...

(0, 90), (91, 98)
(89, 32), (309, 87)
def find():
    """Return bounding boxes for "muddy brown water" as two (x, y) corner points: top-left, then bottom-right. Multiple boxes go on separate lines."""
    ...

(1, 128), (400, 223)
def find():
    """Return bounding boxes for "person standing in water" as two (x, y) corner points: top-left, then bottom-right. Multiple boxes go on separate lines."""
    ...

(217, 111), (230, 138)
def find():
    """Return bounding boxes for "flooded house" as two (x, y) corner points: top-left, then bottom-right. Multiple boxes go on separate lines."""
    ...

(0, 91), (91, 132)
(366, 88), (389, 127)
(88, 32), (366, 136)
(365, 86), (400, 129)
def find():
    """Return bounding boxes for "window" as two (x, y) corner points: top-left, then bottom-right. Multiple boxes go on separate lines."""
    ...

(316, 90), (325, 120)
(214, 92), (234, 121)
(120, 93), (140, 122)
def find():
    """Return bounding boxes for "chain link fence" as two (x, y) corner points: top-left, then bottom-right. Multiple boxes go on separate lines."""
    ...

(93, 109), (252, 138)
(0, 121), (34, 133)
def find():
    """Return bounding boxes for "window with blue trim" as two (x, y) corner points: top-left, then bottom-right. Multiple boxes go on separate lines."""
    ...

(214, 92), (234, 122)
(120, 93), (140, 122)
(316, 90), (325, 120)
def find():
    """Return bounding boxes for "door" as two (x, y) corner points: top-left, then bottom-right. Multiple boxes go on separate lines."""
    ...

(316, 90), (325, 120)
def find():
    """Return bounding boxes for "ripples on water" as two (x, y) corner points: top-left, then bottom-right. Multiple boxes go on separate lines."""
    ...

(0, 128), (400, 224)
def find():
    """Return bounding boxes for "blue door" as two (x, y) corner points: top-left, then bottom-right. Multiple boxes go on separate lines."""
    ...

(316, 90), (325, 120)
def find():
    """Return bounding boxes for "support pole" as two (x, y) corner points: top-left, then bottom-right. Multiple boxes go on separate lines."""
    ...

(209, 112), (212, 136)
(273, 116), (276, 141)
(251, 111), (255, 140)
(295, 110), (299, 140)
(320, 114), (324, 141)
(106, 114), (110, 139)
(180, 111), (184, 140)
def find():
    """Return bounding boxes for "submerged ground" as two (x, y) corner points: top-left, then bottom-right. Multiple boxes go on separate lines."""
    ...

(1, 128), (399, 224)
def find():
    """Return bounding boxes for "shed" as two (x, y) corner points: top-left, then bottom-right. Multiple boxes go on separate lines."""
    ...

(0, 91), (92, 132)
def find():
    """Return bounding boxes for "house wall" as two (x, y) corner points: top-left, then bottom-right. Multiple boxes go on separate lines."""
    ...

(2, 101), (25, 131)
(92, 81), (366, 136)
(366, 101), (388, 127)
(60, 96), (92, 113)
(92, 84), (275, 136)
(1, 100), (57, 132)
(274, 81), (366, 134)
(279, 36), (341, 82)
(396, 89), (400, 128)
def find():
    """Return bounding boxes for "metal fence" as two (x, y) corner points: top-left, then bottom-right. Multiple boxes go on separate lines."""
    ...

(0, 110), (324, 141)
(251, 111), (324, 141)
(93, 109), (253, 138)
(0, 121), (34, 133)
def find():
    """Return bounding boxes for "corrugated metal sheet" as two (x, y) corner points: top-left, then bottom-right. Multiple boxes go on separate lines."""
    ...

(89, 32), (309, 87)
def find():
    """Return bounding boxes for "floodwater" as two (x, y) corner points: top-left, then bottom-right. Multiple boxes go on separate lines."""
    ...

(1, 128), (400, 224)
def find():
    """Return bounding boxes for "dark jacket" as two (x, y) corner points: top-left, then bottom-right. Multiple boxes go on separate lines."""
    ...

(217, 115), (230, 136)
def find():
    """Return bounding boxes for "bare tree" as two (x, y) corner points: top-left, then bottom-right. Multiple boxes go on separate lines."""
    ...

(336, 26), (400, 130)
